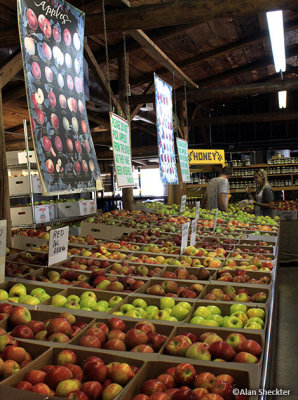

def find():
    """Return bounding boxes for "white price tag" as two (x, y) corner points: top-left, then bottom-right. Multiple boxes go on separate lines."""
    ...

(195, 201), (200, 219)
(0, 220), (7, 284)
(48, 226), (69, 266)
(79, 201), (89, 216)
(190, 219), (197, 247)
(180, 195), (187, 213)
(180, 222), (190, 254)
(34, 205), (50, 224)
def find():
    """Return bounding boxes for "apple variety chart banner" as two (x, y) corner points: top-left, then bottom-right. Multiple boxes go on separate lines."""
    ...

(0, 220), (7, 284)
(109, 112), (134, 188)
(48, 226), (69, 266)
(154, 73), (178, 184)
(180, 221), (190, 255)
(176, 138), (190, 182)
(17, 0), (102, 194)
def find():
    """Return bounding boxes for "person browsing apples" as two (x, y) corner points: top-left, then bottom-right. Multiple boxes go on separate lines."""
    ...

(201, 166), (232, 212)
(246, 169), (274, 217)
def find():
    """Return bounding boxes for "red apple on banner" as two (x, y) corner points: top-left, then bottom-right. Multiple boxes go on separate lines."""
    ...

(89, 160), (95, 172)
(74, 161), (81, 174)
(59, 94), (67, 109)
(36, 109), (44, 125)
(31, 62), (41, 80)
(46, 159), (54, 174)
(75, 140), (82, 154)
(55, 136), (63, 152)
(53, 24), (61, 42)
(84, 140), (90, 152)
(48, 91), (56, 108)
(42, 42), (52, 60)
(26, 8), (38, 30)
(63, 28), (71, 46)
(45, 66), (53, 82)
(82, 160), (88, 173)
(81, 120), (87, 133)
(51, 113), (59, 130)
(67, 75), (74, 91)
(42, 137), (52, 152)
(78, 99), (84, 114)
(66, 139), (74, 153)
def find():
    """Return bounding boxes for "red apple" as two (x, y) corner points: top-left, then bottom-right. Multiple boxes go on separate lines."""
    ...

(64, 363), (83, 382)
(27, 320), (45, 334)
(211, 381), (234, 400)
(166, 335), (192, 357)
(67, 390), (89, 400)
(11, 325), (34, 339)
(83, 361), (107, 383)
(175, 363), (196, 385)
(56, 349), (77, 365)
(225, 333), (247, 352)
(141, 380), (166, 396)
(157, 374), (176, 389)
(194, 372), (215, 389)
(239, 339), (262, 357)
(135, 321), (155, 334)
(172, 389), (197, 400)
(2, 346), (27, 363)
(103, 338), (126, 351)
(9, 306), (31, 326)
(109, 317), (126, 331)
(31, 383), (54, 396)
(234, 352), (259, 363)
(15, 380), (32, 391)
(25, 369), (46, 385)
(79, 335), (102, 349)
(209, 341), (236, 361)
(125, 329), (148, 349)
(0, 303), (13, 314)
(26, 8), (38, 30)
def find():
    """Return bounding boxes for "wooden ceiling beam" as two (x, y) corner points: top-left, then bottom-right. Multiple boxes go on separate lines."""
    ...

(128, 30), (198, 88)
(130, 78), (298, 105)
(2, 83), (25, 103)
(0, 52), (23, 89)
(84, 42), (123, 115)
(131, 18), (298, 87)
(87, 111), (110, 129)
(85, 0), (298, 34)
(192, 111), (298, 126)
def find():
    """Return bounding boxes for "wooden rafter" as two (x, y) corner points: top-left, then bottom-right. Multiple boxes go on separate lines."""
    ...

(130, 82), (155, 122)
(128, 30), (198, 88)
(0, 52), (23, 89)
(129, 76), (298, 105)
(85, 0), (298, 34)
(2, 83), (25, 103)
(84, 42), (123, 115)
(192, 111), (298, 126)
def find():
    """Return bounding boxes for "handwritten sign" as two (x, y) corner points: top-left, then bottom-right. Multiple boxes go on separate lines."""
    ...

(176, 138), (190, 182)
(180, 222), (190, 254)
(180, 195), (187, 213)
(190, 219), (197, 247)
(48, 226), (69, 266)
(0, 220), (7, 284)
(195, 201), (200, 219)
(110, 112), (134, 188)
(188, 149), (225, 166)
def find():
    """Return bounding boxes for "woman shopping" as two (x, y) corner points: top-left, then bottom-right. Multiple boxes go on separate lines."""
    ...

(246, 169), (274, 217)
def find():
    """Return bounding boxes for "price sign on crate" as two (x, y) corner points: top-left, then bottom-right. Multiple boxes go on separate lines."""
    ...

(180, 195), (187, 213)
(190, 219), (197, 247)
(0, 220), (7, 284)
(48, 226), (69, 266)
(180, 221), (190, 254)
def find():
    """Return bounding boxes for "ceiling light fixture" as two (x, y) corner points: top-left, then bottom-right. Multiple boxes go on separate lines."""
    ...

(278, 91), (287, 109)
(266, 10), (286, 73)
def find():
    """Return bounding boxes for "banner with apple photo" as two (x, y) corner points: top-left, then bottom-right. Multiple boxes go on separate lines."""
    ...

(17, 0), (103, 194)
(154, 73), (178, 185)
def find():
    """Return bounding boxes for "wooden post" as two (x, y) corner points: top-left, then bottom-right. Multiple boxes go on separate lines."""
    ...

(0, 89), (12, 246)
(118, 52), (134, 211)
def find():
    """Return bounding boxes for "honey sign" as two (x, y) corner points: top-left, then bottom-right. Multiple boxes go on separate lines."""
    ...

(188, 149), (225, 166)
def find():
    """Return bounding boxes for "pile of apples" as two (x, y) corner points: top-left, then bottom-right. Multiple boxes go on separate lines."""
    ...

(273, 200), (296, 210)
(50, 291), (124, 313)
(69, 234), (99, 246)
(0, 283), (51, 305)
(15, 229), (49, 240)
(109, 262), (162, 277)
(0, 336), (33, 379)
(145, 281), (204, 299)
(216, 270), (271, 285)
(160, 267), (211, 281)
(10, 251), (47, 265)
(113, 297), (192, 322)
(78, 318), (167, 353)
(60, 258), (110, 272)
(222, 258), (274, 272)
(203, 286), (267, 303)
(5, 262), (37, 278)
(13, 349), (138, 399)
(68, 246), (129, 261)
(0, 305), (88, 343)
(131, 362), (247, 400)
(165, 331), (262, 364)
(190, 304), (265, 330)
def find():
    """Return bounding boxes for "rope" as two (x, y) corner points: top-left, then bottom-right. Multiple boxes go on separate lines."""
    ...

(184, 81), (189, 140)
(102, 0), (112, 111)
(123, 33), (130, 120)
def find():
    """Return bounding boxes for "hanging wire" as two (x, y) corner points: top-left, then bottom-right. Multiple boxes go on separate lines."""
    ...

(123, 32), (130, 120)
(172, 71), (177, 119)
(102, 0), (112, 111)
(184, 81), (189, 139)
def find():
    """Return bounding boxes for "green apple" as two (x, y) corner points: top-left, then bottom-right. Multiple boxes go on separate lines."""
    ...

(145, 305), (159, 318)
(246, 317), (264, 327)
(247, 308), (265, 320)
(208, 314), (224, 326)
(153, 310), (170, 320)
(167, 316), (178, 321)
(8, 297), (19, 303)
(112, 312), (124, 316)
(244, 321), (262, 330)
(163, 307), (172, 315)
(96, 280), (111, 290)
(231, 311), (248, 325)
(135, 307), (147, 318)
(222, 316), (243, 329)
(160, 297), (175, 310)
(21, 295), (40, 305)
(81, 307), (92, 311)
(171, 304), (190, 321)
(93, 305), (107, 312)
(126, 310), (142, 318)
(0, 290), (8, 301)
(200, 319), (219, 327)
(35, 293), (50, 302)
(206, 305), (221, 315)
(190, 316), (205, 325)
(9, 283), (26, 298)
(132, 298), (147, 309)
(120, 304), (135, 313)
(193, 306), (210, 319)
(80, 298), (97, 310)
(64, 300), (80, 310)
(179, 302), (192, 311)
(230, 304), (247, 314)
(18, 295), (34, 304)
(109, 296), (123, 308)
(80, 291), (97, 301)
(97, 300), (109, 310)
(30, 288), (46, 297)
(51, 294), (67, 307)
(67, 295), (81, 303)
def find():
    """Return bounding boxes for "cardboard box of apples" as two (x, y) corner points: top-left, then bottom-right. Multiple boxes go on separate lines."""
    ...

(2, 345), (144, 399)
(213, 269), (272, 286)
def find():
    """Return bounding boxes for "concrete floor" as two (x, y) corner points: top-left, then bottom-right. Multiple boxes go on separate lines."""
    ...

(274, 267), (298, 398)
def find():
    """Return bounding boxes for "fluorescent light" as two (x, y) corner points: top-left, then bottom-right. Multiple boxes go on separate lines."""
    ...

(278, 91), (287, 108)
(109, 146), (113, 151)
(266, 11), (286, 73)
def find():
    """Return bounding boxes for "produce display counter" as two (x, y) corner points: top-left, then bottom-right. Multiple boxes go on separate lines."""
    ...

(0, 208), (280, 399)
